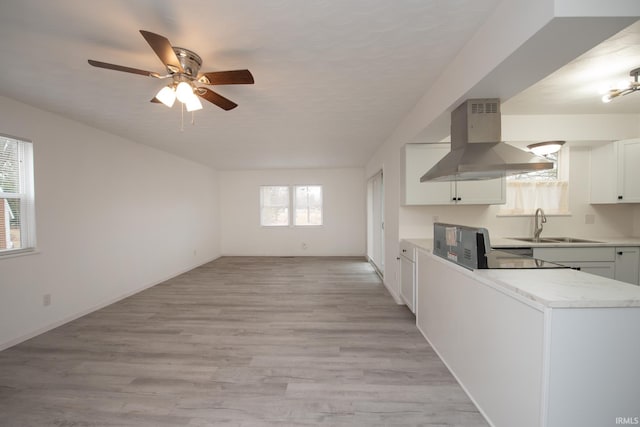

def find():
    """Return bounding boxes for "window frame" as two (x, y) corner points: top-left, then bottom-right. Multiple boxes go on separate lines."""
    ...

(0, 133), (36, 256)
(259, 185), (290, 227)
(293, 185), (323, 227)
(259, 184), (323, 228)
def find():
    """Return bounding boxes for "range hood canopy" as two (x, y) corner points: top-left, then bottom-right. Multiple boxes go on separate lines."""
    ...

(420, 99), (553, 182)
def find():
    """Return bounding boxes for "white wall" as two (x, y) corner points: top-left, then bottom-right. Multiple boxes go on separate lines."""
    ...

(219, 168), (365, 256)
(0, 97), (220, 350)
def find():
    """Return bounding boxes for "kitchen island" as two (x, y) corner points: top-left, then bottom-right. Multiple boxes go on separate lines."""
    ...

(408, 239), (640, 427)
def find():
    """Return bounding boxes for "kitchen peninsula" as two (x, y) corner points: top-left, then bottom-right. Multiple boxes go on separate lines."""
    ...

(406, 238), (640, 427)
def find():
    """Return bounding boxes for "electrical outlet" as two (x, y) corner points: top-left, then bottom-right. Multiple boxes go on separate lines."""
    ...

(43, 294), (51, 307)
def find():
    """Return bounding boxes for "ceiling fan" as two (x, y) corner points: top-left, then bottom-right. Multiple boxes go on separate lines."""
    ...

(88, 30), (254, 111)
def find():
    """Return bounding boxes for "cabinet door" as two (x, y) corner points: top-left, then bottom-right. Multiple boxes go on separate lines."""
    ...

(402, 144), (452, 205)
(455, 178), (505, 204)
(400, 256), (415, 313)
(562, 262), (615, 279)
(614, 247), (640, 285)
(618, 139), (640, 202)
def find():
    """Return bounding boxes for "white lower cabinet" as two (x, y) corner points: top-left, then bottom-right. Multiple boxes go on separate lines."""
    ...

(533, 247), (615, 280)
(401, 143), (505, 205)
(399, 241), (416, 313)
(533, 246), (640, 285)
(614, 247), (640, 285)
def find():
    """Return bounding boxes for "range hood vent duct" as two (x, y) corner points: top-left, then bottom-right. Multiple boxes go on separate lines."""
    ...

(420, 99), (553, 182)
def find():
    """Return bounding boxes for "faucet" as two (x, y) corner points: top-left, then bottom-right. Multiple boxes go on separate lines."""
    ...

(533, 208), (547, 242)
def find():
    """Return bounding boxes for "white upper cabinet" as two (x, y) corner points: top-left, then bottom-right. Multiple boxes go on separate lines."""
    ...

(590, 138), (640, 204)
(401, 143), (505, 206)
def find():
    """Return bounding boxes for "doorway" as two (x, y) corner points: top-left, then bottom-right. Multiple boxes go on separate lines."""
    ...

(367, 170), (384, 276)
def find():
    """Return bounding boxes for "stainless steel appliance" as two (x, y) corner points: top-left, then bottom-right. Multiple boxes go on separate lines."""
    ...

(433, 222), (566, 270)
(420, 99), (553, 182)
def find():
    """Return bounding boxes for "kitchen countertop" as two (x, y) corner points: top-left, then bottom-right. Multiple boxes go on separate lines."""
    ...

(491, 236), (640, 248)
(403, 238), (640, 309)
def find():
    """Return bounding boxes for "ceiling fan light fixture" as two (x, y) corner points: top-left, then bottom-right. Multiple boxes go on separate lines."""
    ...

(185, 94), (203, 112)
(155, 86), (176, 107)
(527, 140), (565, 156)
(176, 81), (194, 104)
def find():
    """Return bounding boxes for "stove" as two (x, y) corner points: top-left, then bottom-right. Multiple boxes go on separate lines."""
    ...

(433, 223), (566, 270)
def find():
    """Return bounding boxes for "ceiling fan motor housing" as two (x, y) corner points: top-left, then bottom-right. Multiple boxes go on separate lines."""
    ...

(172, 47), (202, 77)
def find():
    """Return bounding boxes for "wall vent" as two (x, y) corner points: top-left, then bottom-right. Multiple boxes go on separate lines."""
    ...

(471, 101), (498, 114)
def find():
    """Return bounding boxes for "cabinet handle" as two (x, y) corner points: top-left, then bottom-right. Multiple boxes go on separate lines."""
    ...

(617, 251), (624, 255)
(452, 197), (457, 201)
(618, 195), (623, 200)
(458, 197), (462, 201)
(402, 249), (407, 253)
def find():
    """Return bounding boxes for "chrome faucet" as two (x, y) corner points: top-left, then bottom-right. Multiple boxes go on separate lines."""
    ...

(533, 208), (547, 242)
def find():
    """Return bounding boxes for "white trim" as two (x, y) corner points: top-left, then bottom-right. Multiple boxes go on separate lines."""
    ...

(0, 248), (39, 259)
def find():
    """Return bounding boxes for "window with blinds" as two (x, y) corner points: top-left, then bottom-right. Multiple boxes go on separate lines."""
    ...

(260, 185), (323, 227)
(0, 134), (36, 255)
(260, 186), (290, 226)
(294, 185), (322, 226)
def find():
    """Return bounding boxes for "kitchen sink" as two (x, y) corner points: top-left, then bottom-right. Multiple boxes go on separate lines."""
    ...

(510, 237), (557, 243)
(510, 237), (602, 244)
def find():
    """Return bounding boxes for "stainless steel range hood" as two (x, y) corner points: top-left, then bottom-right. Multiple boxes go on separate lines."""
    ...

(420, 99), (553, 182)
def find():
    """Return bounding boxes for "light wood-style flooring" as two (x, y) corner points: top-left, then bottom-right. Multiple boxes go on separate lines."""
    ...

(0, 256), (487, 426)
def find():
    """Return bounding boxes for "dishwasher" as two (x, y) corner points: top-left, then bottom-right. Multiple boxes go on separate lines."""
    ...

(399, 241), (416, 313)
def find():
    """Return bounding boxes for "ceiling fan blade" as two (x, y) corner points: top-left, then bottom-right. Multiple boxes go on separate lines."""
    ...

(198, 69), (254, 85)
(198, 87), (238, 110)
(88, 59), (159, 77)
(139, 30), (184, 73)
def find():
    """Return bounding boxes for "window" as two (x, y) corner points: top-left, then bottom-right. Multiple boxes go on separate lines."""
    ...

(0, 134), (36, 254)
(260, 186), (290, 226)
(260, 185), (322, 227)
(499, 148), (569, 215)
(294, 185), (322, 226)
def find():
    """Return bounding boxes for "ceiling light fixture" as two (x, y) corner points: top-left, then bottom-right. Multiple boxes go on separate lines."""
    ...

(601, 67), (640, 103)
(527, 140), (565, 156)
(155, 80), (203, 113)
(155, 86), (176, 107)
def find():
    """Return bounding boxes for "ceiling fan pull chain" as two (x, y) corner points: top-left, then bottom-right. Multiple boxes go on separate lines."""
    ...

(181, 102), (184, 132)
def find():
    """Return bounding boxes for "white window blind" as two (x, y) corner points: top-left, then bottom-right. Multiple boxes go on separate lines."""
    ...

(260, 186), (290, 226)
(0, 134), (36, 254)
(259, 185), (323, 227)
(294, 185), (322, 226)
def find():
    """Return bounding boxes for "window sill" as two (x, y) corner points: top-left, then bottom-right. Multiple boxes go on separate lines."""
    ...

(0, 248), (40, 260)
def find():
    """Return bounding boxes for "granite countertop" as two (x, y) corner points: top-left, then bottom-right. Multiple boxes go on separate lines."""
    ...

(477, 267), (640, 309)
(403, 238), (640, 309)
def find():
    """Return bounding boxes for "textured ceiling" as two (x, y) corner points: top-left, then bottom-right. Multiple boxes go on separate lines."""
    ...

(0, 0), (502, 170)
(503, 19), (640, 115)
